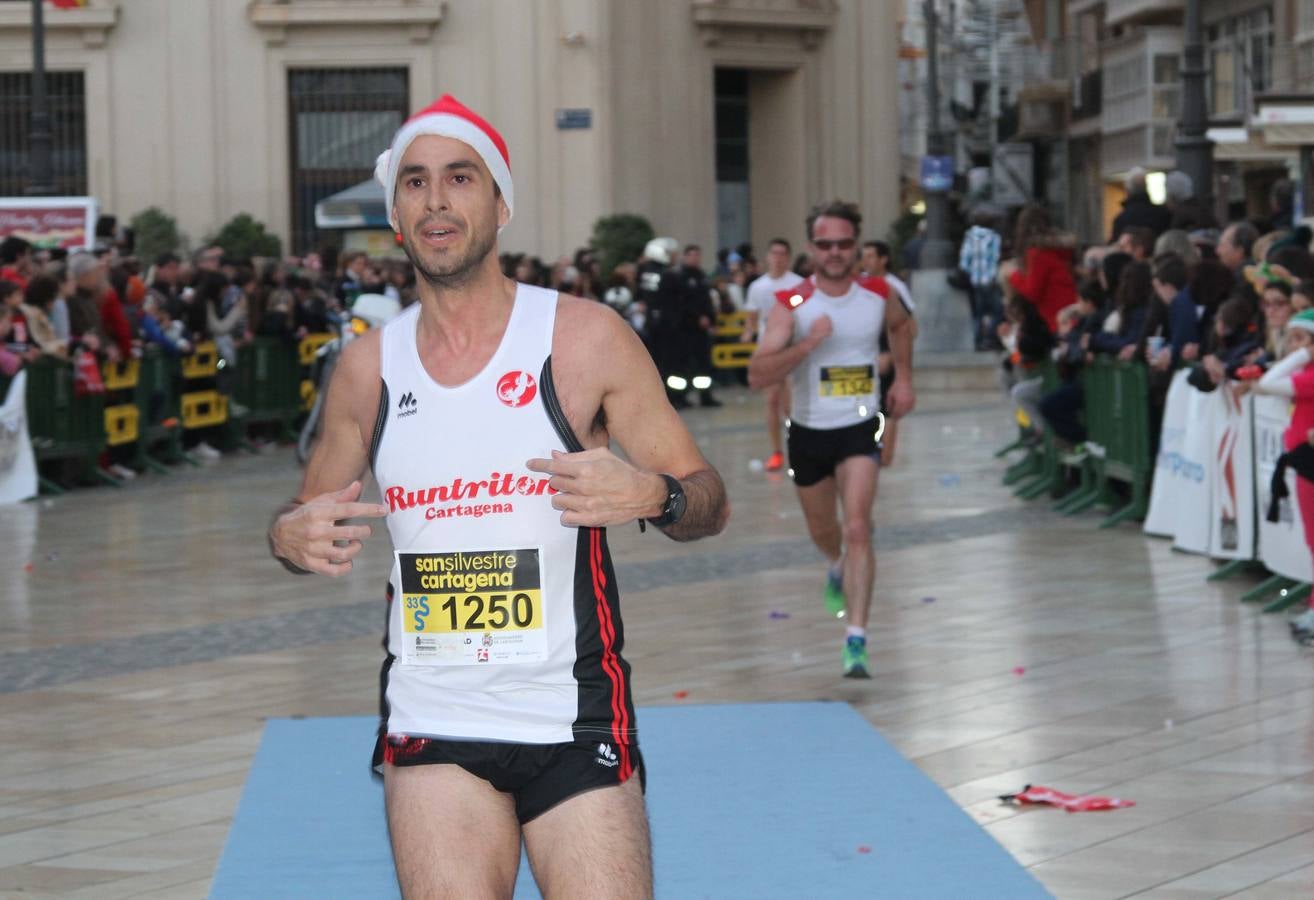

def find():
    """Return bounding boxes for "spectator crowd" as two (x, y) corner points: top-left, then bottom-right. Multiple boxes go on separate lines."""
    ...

(1, 213), (854, 479)
(978, 167), (1314, 645)
(0, 227), (424, 471)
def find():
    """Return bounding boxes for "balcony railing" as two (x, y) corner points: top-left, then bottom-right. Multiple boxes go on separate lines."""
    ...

(1017, 41), (1071, 84)
(1265, 40), (1314, 96)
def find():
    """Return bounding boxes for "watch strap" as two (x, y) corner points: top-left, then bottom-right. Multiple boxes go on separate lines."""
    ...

(647, 473), (684, 527)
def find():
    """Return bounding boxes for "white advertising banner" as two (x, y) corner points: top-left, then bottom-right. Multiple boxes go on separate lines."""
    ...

(1209, 389), (1255, 560)
(1166, 377), (1215, 554)
(1254, 395), (1313, 582)
(0, 370), (37, 505)
(1145, 370), (1193, 537)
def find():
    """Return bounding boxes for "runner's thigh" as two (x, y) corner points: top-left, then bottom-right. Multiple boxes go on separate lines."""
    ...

(835, 453), (879, 525)
(522, 777), (652, 900)
(384, 762), (523, 900)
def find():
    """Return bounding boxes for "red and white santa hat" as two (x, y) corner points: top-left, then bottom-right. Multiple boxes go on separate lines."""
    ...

(374, 94), (513, 230)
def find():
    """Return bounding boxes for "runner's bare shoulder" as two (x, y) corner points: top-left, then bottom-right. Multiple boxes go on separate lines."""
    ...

(332, 327), (384, 434)
(552, 292), (646, 367)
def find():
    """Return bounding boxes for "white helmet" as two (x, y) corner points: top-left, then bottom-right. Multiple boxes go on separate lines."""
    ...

(643, 236), (679, 266)
(350, 292), (402, 328)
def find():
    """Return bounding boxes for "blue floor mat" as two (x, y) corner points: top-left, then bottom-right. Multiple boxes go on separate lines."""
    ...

(211, 702), (1049, 899)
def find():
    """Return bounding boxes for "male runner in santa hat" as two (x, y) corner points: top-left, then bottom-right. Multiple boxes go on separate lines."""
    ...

(269, 94), (729, 898)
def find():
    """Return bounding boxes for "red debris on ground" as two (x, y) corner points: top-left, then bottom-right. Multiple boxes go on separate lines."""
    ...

(999, 784), (1135, 812)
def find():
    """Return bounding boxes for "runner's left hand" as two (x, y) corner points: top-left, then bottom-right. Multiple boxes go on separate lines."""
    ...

(886, 378), (915, 419)
(527, 447), (666, 527)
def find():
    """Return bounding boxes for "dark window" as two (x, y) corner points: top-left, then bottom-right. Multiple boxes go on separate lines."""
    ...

(0, 71), (87, 196)
(288, 67), (408, 255)
(714, 68), (750, 183)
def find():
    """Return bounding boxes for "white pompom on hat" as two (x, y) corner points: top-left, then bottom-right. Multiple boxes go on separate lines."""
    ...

(1288, 308), (1314, 335)
(374, 94), (513, 231)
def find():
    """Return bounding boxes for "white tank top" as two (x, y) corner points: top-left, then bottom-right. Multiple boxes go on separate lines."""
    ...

(746, 271), (805, 319)
(371, 285), (636, 747)
(781, 276), (888, 430)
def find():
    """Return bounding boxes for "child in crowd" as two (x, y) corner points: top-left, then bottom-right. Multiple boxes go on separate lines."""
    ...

(138, 293), (192, 356)
(1243, 309), (1314, 643)
(997, 292), (1054, 436)
(1035, 286), (1105, 445)
(1055, 303), (1083, 342)
(1053, 303), (1085, 370)
(1188, 297), (1263, 392)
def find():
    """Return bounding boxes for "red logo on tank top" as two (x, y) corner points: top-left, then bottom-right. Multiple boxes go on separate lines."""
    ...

(496, 371), (537, 407)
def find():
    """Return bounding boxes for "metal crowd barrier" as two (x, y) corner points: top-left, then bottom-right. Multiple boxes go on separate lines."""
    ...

(235, 336), (305, 441)
(18, 356), (108, 493)
(712, 311), (755, 369)
(13, 333), (333, 493)
(999, 358), (1152, 528)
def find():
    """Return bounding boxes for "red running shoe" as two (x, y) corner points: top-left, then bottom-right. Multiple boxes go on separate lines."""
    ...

(765, 451), (784, 472)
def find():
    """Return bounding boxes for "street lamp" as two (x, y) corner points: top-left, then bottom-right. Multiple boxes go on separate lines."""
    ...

(921, 0), (955, 269)
(26, 0), (57, 197)
(1174, 0), (1213, 215)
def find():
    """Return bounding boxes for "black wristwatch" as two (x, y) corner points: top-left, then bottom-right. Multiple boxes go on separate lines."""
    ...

(647, 474), (687, 528)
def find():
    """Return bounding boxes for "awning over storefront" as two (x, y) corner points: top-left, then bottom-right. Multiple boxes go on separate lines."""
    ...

(1254, 102), (1314, 147)
(313, 179), (388, 230)
(1206, 126), (1294, 162)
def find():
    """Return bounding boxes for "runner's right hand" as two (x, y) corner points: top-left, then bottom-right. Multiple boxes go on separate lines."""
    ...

(270, 480), (388, 576)
(807, 314), (833, 345)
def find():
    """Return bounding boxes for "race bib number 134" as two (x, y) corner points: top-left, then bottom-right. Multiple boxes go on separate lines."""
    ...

(819, 364), (875, 398)
(397, 548), (547, 666)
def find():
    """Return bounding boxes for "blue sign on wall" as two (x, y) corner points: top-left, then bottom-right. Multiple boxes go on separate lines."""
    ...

(556, 108), (593, 130)
(920, 155), (954, 192)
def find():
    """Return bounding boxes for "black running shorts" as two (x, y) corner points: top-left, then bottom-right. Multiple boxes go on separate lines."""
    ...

(787, 419), (882, 487)
(374, 734), (645, 824)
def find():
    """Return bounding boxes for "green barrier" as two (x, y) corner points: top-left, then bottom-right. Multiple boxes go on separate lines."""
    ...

(1262, 582), (1311, 613)
(1014, 360), (1069, 499)
(23, 355), (110, 493)
(1002, 360), (1067, 499)
(235, 337), (302, 441)
(1001, 362), (1044, 485)
(133, 346), (189, 472)
(1082, 358), (1151, 528)
(15, 338), (313, 493)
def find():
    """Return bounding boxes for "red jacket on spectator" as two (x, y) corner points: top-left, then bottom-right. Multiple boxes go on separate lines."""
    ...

(1008, 241), (1077, 332)
(0, 266), (27, 291)
(99, 287), (133, 359)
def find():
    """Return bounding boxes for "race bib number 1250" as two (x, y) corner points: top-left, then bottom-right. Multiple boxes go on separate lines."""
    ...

(397, 548), (546, 666)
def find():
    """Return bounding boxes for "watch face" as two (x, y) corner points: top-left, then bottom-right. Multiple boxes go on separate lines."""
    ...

(668, 485), (687, 523)
(650, 474), (686, 527)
